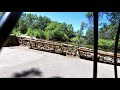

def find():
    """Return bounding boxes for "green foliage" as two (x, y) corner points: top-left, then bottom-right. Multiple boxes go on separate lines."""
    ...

(12, 13), (78, 42)
(45, 22), (59, 31)
(44, 29), (69, 41)
(44, 22), (75, 41)
(52, 24), (69, 41)
(26, 28), (45, 39)
(44, 30), (53, 40)
(33, 29), (45, 39)
(36, 16), (51, 30)
(98, 38), (120, 52)
(71, 36), (79, 42)
(85, 28), (94, 45)
(0, 12), (3, 16)
(26, 28), (34, 36)
(0, 12), (3, 19)
(105, 12), (120, 25)
(19, 24), (27, 34)
(12, 29), (22, 36)
(66, 24), (76, 39)
(17, 18), (28, 34)
(81, 37), (87, 45)
(77, 29), (83, 38)
(98, 39), (115, 50)
(52, 29), (69, 41)
(9, 12), (120, 53)
(85, 12), (94, 25)
(99, 22), (118, 40)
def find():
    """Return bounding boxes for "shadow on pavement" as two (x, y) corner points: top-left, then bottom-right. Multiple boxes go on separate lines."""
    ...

(50, 76), (62, 78)
(12, 68), (63, 78)
(13, 68), (42, 78)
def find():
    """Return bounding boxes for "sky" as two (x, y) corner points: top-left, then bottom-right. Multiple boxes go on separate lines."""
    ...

(24, 12), (88, 35)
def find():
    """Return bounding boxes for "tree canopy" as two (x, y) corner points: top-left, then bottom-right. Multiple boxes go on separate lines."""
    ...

(11, 12), (120, 52)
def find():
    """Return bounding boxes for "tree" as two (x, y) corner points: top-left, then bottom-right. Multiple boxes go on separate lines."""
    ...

(104, 12), (120, 39)
(36, 16), (51, 30)
(18, 19), (27, 34)
(44, 30), (53, 40)
(85, 12), (94, 45)
(66, 24), (75, 39)
(33, 29), (45, 39)
(45, 22), (58, 31)
(99, 22), (108, 39)
(45, 22), (70, 41)
(52, 23), (69, 41)
(10, 13), (77, 42)
(85, 12), (94, 26)
(85, 27), (94, 45)
(26, 13), (35, 25)
(105, 12), (120, 25)
(52, 29), (69, 41)
(99, 22), (118, 40)
(26, 28), (34, 37)
(77, 22), (86, 38)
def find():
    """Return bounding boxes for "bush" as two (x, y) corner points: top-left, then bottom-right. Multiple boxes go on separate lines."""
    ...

(71, 37), (79, 42)
(110, 41), (120, 51)
(44, 30), (53, 40)
(11, 29), (16, 35)
(98, 39), (114, 49)
(33, 29), (45, 39)
(85, 29), (94, 45)
(15, 31), (21, 36)
(44, 30), (69, 41)
(26, 28), (34, 37)
(19, 24), (27, 34)
(52, 29), (69, 41)
(98, 38), (120, 52)
(81, 38), (87, 46)
(12, 29), (22, 36)
(71, 37), (87, 47)
(26, 28), (45, 39)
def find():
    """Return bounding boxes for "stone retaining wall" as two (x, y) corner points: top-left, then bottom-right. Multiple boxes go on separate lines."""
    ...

(17, 35), (120, 65)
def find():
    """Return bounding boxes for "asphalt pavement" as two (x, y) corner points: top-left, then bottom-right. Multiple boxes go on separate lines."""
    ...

(0, 46), (119, 78)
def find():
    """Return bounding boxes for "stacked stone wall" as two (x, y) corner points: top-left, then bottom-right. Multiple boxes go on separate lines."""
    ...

(17, 35), (120, 65)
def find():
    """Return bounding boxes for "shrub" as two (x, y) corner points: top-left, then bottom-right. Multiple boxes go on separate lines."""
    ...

(71, 36), (79, 42)
(52, 29), (69, 41)
(19, 24), (27, 34)
(85, 29), (94, 45)
(33, 29), (45, 39)
(44, 30), (53, 40)
(12, 29), (22, 36)
(15, 31), (21, 36)
(44, 30), (69, 41)
(98, 39), (114, 49)
(26, 28), (34, 37)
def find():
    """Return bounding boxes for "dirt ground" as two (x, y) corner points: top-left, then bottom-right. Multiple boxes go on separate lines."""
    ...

(0, 46), (120, 78)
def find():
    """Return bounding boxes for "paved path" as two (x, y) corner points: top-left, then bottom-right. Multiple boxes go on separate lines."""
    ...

(0, 46), (119, 78)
